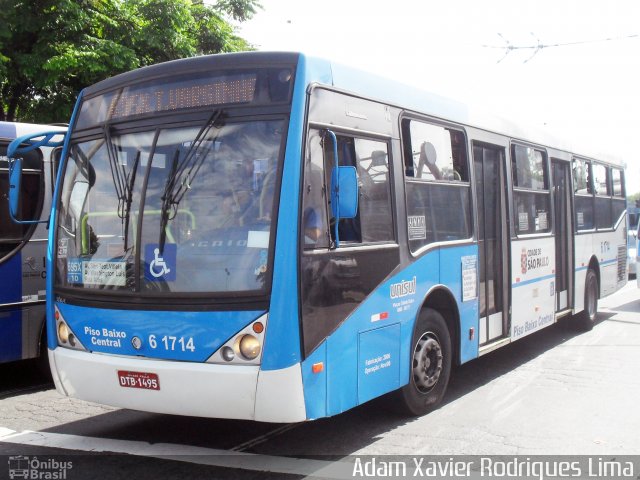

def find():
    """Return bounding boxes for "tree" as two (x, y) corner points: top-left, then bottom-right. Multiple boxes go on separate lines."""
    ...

(0, 0), (259, 123)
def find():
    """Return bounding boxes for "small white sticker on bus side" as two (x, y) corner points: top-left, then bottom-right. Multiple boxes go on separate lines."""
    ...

(461, 255), (478, 302)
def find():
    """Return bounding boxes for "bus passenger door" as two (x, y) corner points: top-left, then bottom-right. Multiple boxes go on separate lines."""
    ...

(473, 143), (510, 346)
(552, 159), (573, 312)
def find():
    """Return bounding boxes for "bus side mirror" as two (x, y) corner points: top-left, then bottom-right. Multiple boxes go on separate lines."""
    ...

(331, 166), (358, 220)
(7, 129), (67, 224)
(8, 158), (23, 220)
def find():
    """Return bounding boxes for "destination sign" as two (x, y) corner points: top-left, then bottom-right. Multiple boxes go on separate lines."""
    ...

(108, 74), (257, 119)
(76, 71), (260, 129)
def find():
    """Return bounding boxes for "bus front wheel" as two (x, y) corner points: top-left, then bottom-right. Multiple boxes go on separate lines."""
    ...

(576, 269), (598, 331)
(397, 308), (452, 416)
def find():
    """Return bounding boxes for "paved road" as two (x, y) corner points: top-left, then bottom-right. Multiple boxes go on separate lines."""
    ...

(1, 281), (639, 479)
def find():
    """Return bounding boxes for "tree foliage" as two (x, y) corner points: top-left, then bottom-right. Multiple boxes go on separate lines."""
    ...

(0, 0), (259, 123)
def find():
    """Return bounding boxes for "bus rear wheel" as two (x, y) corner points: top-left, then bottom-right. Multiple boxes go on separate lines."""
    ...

(36, 326), (52, 380)
(396, 308), (452, 416)
(576, 269), (598, 331)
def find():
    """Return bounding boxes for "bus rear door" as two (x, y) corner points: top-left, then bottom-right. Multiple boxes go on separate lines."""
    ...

(552, 159), (574, 312)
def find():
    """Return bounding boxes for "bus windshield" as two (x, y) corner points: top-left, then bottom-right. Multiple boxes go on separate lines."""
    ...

(55, 117), (284, 296)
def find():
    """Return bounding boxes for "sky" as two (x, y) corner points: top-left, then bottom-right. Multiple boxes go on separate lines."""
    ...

(236, 0), (640, 194)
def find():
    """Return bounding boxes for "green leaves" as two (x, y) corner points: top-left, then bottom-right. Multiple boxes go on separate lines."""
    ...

(0, 0), (259, 122)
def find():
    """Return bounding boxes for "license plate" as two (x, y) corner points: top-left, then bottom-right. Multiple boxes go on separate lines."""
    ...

(117, 370), (160, 390)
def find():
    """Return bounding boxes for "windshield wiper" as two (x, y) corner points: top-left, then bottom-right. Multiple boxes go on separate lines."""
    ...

(103, 125), (128, 219)
(102, 125), (141, 253)
(158, 109), (224, 253)
(123, 150), (140, 252)
(159, 149), (180, 253)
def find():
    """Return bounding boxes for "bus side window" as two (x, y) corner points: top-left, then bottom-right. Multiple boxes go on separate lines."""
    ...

(593, 163), (613, 230)
(325, 137), (361, 243)
(324, 135), (394, 245)
(573, 158), (595, 230)
(302, 130), (330, 249)
(353, 139), (393, 243)
(511, 145), (551, 234)
(0, 143), (44, 260)
(401, 118), (471, 252)
(302, 130), (394, 249)
(611, 168), (626, 227)
(51, 147), (64, 193)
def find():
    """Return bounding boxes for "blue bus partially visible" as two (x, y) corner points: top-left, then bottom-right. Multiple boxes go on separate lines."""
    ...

(1, 122), (66, 367)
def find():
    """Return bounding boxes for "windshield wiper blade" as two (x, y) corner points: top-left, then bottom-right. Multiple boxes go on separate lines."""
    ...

(123, 150), (140, 252)
(159, 149), (180, 254)
(103, 125), (128, 219)
(157, 109), (224, 253)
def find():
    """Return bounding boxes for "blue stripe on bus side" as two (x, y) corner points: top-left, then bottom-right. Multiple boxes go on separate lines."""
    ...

(0, 253), (23, 361)
(0, 310), (22, 362)
(575, 258), (616, 272)
(512, 273), (556, 288)
(0, 251), (22, 304)
(261, 55), (333, 371)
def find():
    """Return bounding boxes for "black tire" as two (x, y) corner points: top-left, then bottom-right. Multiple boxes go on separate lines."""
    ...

(36, 326), (52, 380)
(395, 308), (452, 416)
(576, 269), (598, 331)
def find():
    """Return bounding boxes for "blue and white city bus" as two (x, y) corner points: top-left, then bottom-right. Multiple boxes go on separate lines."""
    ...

(9, 52), (627, 421)
(1, 122), (65, 367)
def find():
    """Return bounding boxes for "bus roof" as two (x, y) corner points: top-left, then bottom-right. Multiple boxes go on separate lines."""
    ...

(0, 121), (67, 141)
(307, 54), (624, 167)
(78, 51), (623, 168)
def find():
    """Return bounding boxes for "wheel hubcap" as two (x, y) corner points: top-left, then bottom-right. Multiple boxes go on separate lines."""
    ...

(412, 332), (443, 393)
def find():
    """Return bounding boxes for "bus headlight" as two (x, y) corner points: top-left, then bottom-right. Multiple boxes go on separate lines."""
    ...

(54, 307), (87, 351)
(206, 314), (268, 365)
(57, 321), (70, 344)
(221, 346), (235, 362)
(238, 334), (261, 360)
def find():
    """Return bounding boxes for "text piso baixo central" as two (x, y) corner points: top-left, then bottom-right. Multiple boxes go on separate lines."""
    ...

(83, 327), (195, 352)
(84, 326), (127, 347)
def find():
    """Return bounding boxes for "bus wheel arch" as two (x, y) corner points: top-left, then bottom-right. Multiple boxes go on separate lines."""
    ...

(420, 287), (460, 365)
(395, 287), (458, 416)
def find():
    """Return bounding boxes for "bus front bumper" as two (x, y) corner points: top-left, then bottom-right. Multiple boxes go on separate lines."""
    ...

(49, 348), (307, 423)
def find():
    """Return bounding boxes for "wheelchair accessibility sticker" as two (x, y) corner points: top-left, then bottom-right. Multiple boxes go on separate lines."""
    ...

(145, 244), (176, 281)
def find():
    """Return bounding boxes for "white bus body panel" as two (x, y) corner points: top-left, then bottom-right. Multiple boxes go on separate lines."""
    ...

(574, 226), (626, 309)
(50, 348), (307, 422)
(510, 237), (556, 341)
(255, 364), (307, 423)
